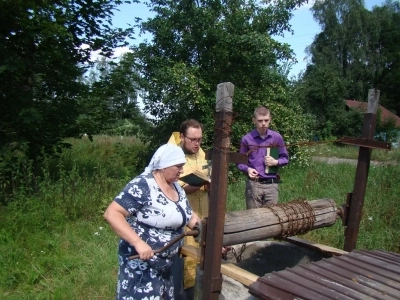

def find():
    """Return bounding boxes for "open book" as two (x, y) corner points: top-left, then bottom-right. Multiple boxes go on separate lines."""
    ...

(180, 170), (210, 187)
(265, 147), (279, 174)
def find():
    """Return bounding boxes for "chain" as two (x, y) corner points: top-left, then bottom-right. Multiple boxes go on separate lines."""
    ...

(269, 204), (286, 236)
(268, 200), (316, 238)
(231, 243), (247, 263)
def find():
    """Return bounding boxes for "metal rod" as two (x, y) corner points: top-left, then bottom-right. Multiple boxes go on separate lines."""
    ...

(128, 229), (199, 260)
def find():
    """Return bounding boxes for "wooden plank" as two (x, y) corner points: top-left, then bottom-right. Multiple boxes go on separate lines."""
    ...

(180, 244), (201, 260)
(221, 261), (259, 287)
(181, 246), (258, 287)
(285, 237), (348, 256)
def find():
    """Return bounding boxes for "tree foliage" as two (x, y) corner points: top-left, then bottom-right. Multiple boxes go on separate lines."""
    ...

(79, 53), (151, 138)
(295, 0), (400, 138)
(0, 0), (135, 160)
(371, 0), (400, 115)
(132, 0), (311, 153)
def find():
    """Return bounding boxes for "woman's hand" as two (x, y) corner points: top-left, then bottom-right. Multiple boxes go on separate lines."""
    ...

(133, 239), (154, 260)
(104, 202), (154, 260)
(187, 212), (201, 230)
(183, 184), (202, 194)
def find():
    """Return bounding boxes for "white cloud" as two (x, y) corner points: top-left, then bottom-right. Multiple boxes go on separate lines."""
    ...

(80, 44), (132, 62)
(112, 46), (132, 58)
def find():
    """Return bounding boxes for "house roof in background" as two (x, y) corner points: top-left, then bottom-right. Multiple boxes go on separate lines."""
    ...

(344, 100), (400, 127)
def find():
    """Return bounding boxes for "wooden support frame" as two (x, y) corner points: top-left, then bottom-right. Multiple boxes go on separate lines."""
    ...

(201, 82), (235, 299)
(194, 85), (388, 296)
(343, 89), (382, 252)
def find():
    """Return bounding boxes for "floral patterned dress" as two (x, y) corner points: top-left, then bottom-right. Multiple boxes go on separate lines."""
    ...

(114, 173), (192, 300)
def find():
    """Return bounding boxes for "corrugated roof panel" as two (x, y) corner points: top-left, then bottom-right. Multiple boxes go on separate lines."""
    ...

(249, 250), (400, 300)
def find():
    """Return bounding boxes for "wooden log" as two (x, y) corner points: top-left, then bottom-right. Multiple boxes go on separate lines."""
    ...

(223, 199), (338, 246)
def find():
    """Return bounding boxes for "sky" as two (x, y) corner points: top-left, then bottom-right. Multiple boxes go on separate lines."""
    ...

(108, 0), (386, 78)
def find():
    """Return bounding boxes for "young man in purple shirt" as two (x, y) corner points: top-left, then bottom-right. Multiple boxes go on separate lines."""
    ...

(237, 106), (289, 208)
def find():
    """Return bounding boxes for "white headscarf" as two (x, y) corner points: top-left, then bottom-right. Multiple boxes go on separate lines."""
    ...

(141, 143), (186, 175)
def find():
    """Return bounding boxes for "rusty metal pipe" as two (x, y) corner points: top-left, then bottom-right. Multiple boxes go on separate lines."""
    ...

(128, 229), (199, 260)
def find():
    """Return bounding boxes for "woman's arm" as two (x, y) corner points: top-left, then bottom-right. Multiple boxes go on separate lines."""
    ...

(186, 211), (201, 229)
(104, 201), (154, 260)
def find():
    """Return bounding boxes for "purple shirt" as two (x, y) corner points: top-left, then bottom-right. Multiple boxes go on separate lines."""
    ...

(237, 128), (289, 179)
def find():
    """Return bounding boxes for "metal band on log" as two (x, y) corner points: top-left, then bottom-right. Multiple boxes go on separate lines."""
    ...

(223, 199), (338, 246)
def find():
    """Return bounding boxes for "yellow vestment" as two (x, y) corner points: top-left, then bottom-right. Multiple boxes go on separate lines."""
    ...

(167, 132), (210, 288)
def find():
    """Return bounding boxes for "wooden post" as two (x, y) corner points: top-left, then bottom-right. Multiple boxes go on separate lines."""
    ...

(344, 89), (380, 252)
(200, 82), (234, 300)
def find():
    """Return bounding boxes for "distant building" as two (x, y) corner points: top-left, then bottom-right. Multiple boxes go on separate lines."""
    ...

(344, 100), (400, 128)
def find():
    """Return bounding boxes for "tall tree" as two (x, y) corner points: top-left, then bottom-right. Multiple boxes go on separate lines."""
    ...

(132, 0), (311, 149)
(0, 0), (134, 159)
(295, 0), (400, 137)
(372, 0), (400, 116)
(79, 53), (151, 137)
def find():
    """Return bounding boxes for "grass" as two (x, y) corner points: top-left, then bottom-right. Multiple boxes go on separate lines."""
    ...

(227, 160), (400, 253)
(0, 138), (399, 298)
(310, 142), (400, 162)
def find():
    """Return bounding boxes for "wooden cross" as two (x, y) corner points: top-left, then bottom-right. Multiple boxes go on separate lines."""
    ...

(338, 89), (391, 252)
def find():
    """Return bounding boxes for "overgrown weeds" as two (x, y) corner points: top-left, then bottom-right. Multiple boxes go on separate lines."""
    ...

(0, 137), (399, 298)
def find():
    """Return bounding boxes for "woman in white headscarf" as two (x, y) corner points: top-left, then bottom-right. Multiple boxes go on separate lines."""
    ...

(104, 144), (201, 300)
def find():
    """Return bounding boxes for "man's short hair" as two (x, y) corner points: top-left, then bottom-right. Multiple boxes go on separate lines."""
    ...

(254, 106), (270, 118)
(179, 119), (203, 134)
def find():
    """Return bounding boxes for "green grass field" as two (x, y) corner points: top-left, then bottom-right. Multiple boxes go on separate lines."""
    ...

(1, 137), (399, 299)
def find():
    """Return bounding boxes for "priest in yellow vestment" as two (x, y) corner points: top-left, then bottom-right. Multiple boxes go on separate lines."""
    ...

(167, 119), (210, 293)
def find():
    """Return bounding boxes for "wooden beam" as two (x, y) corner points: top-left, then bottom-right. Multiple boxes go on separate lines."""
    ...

(205, 150), (248, 164)
(284, 237), (348, 256)
(181, 246), (258, 287)
(338, 137), (391, 150)
(202, 82), (235, 299)
(221, 261), (259, 287)
(367, 89), (380, 113)
(344, 89), (380, 252)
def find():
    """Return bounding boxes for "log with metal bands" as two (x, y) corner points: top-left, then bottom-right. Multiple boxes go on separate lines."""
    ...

(223, 199), (338, 246)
